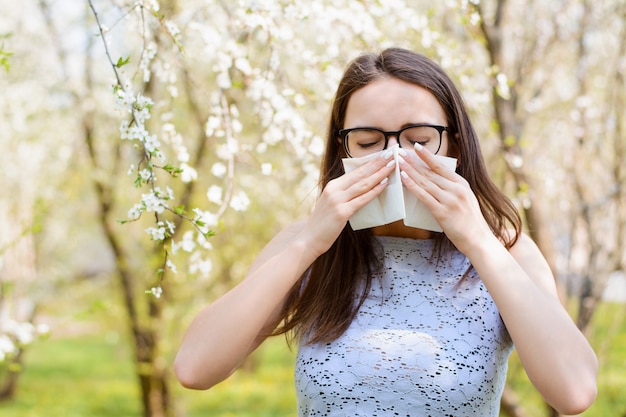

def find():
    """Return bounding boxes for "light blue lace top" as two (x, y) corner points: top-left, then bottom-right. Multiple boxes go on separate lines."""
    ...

(295, 236), (513, 416)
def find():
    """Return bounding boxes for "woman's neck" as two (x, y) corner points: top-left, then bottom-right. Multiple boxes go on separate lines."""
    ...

(372, 220), (434, 239)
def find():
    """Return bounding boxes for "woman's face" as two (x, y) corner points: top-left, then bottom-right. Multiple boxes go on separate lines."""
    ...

(342, 77), (454, 158)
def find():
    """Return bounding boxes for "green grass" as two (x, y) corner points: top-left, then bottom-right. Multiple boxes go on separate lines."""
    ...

(1, 303), (625, 417)
(583, 301), (626, 416)
(0, 334), (141, 417)
(0, 333), (296, 417)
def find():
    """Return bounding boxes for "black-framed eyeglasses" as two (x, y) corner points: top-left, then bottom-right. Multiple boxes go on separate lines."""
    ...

(339, 124), (448, 158)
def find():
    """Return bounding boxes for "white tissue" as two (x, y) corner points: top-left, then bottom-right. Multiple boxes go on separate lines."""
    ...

(341, 145), (457, 232)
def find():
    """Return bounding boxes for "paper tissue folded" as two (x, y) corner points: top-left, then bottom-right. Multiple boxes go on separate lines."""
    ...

(341, 145), (457, 232)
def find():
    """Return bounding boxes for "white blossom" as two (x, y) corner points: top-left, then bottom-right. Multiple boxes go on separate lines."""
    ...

(189, 252), (213, 277)
(176, 145), (190, 163)
(139, 41), (157, 82)
(234, 57), (252, 75)
(205, 116), (221, 136)
(261, 163), (273, 176)
(179, 163), (198, 183)
(143, 134), (160, 153)
(13, 322), (36, 345)
(135, 93), (153, 111)
(120, 122), (149, 141)
(146, 225), (166, 241)
(165, 20), (181, 39)
(308, 135), (325, 156)
(141, 191), (166, 213)
(206, 185), (223, 204)
(133, 94), (153, 124)
(178, 231), (196, 253)
(231, 119), (243, 134)
(0, 335), (15, 362)
(115, 89), (134, 112)
(216, 71), (232, 89)
(469, 11), (481, 26)
(4, 320), (36, 345)
(0, 318), (48, 363)
(192, 209), (218, 230)
(196, 232), (213, 250)
(496, 72), (511, 100)
(128, 203), (143, 220)
(167, 85), (178, 97)
(36, 323), (50, 335)
(230, 191), (250, 212)
(166, 259), (177, 273)
(211, 162), (227, 178)
(150, 286), (163, 299)
(142, 0), (160, 12)
(139, 169), (152, 181)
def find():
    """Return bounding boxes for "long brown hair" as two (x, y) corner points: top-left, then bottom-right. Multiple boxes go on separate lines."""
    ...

(273, 47), (521, 345)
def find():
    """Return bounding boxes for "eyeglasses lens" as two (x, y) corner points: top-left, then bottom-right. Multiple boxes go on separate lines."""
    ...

(347, 126), (441, 157)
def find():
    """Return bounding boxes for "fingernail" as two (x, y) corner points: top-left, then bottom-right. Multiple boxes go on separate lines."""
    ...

(414, 143), (424, 152)
(398, 148), (408, 156)
(398, 156), (406, 165)
(401, 171), (409, 179)
(381, 149), (393, 159)
(379, 177), (388, 185)
(385, 159), (396, 168)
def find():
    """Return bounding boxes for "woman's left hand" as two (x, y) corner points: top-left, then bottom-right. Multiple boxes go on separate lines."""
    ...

(401, 146), (598, 414)
(399, 144), (493, 254)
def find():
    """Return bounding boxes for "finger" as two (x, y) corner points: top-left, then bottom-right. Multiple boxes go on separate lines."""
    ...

(398, 154), (448, 196)
(412, 163), (455, 192)
(319, 169), (391, 227)
(344, 166), (394, 203)
(400, 169), (444, 218)
(340, 154), (396, 197)
(399, 155), (463, 214)
(413, 142), (456, 180)
(344, 175), (390, 212)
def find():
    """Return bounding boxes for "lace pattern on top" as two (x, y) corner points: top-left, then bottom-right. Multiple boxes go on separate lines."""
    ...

(295, 236), (513, 417)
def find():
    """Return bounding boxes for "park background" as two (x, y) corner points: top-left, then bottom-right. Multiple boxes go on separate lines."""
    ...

(0, 0), (625, 416)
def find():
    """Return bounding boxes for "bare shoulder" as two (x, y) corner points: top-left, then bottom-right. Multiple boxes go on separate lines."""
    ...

(247, 221), (306, 275)
(509, 232), (559, 297)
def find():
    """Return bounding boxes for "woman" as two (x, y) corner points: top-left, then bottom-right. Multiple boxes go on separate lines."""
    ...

(174, 48), (597, 416)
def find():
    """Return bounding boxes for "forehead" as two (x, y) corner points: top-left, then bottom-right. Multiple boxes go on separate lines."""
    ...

(343, 77), (446, 129)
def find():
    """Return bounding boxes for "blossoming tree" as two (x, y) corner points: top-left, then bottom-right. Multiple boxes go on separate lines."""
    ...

(1, 0), (623, 416)
(78, 1), (470, 415)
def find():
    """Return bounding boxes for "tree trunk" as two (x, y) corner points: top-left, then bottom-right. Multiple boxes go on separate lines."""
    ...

(82, 106), (173, 417)
(0, 348), (25, 401)
(473, 2), (560, 416)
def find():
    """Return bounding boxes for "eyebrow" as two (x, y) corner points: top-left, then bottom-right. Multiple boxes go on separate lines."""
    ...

(345, 122), (442, 130)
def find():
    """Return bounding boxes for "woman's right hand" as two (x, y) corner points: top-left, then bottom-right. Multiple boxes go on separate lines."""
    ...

(299, 150), (396, 257)
(174, 150), (394, 391)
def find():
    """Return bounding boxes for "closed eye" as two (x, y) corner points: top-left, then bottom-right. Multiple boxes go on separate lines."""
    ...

(357, 140), (383, 149)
